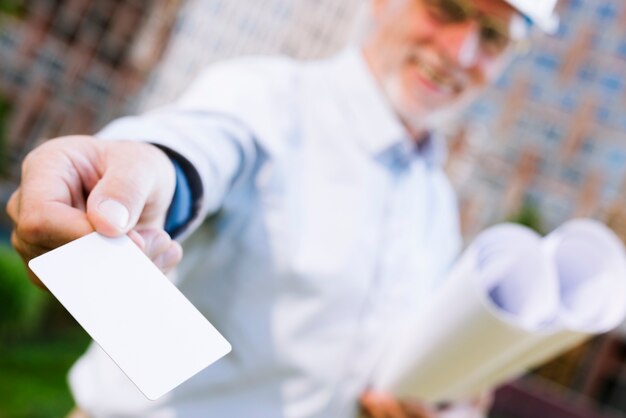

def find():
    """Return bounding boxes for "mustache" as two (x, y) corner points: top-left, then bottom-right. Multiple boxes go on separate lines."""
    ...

(406, 51), (466, 95)
(377, 42), (470, 95)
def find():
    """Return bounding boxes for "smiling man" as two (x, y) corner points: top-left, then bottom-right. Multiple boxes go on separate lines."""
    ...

(364, 0), (549, 135)
(8, 1), (558, 417)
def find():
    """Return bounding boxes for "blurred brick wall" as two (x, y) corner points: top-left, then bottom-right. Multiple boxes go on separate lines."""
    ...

(130, 0), (365, 112)
(447, 0), (626, 239)
(0, 0), (179, 178)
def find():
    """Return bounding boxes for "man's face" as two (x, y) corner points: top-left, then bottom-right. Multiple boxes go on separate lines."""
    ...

(363, 0), (528, 133)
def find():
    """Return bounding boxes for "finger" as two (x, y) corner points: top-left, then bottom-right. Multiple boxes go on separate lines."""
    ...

(139, 229), (173, 259)
(360, 391), (378, 417)
(15, 139), (97, 250)
(11, 231), (47, 288)
(361, 391), (408, 418)
(10, 194), (93, 287)
(360, 392), (385, 418)
(10, 182), (90, 288)
(6, 187), (19, 224)
(127, 229), (147, 252)
(86, 142), (175, 237)
(154, 241), (183, 274)
(471, 391), (494, 412)
(135, 229), (183, 273)
(385, 400), (408, 418)
(13, 200), (94, 251)
(11, 230), (48, 260)
(401, 401), (436, 418)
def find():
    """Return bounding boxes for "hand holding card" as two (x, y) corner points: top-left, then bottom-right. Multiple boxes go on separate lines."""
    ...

(29, 232), (231, 400)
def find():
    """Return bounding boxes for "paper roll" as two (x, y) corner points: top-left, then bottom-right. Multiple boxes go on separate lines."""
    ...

(371, 219), (626, 403)
(372, 224), (560, 402)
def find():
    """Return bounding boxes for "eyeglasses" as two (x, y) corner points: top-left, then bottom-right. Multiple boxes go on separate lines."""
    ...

(422, 0), (529, 57)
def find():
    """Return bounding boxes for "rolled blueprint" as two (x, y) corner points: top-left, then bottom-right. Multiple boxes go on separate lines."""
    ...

(372, 219), (626, 403)
(465, 219), (626, 396)
(372, 224), (560, 402)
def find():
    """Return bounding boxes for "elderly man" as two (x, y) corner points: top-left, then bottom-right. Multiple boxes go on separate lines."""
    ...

(7, 0), (558, 417)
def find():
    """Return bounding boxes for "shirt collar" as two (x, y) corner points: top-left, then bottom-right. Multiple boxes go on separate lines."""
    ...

(326, 48), (446, 170)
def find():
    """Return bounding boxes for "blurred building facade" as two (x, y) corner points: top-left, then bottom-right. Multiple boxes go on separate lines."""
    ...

(0, 0), (180, 175)
(0, 0), (364, 204)
(131, 0), (365, 112)
(449, 0), (626, 239)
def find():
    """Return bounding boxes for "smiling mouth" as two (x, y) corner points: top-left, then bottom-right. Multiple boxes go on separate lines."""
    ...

(411, 58), (462, 96)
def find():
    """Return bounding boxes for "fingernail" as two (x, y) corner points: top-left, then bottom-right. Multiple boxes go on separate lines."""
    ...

(155, 246), (180, 271)
(128, 230), (146, 251)
(148, 233), (171, 257)
(98, 200), (129, 230)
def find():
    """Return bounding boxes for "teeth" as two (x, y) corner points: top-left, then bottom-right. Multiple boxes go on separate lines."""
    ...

(418, 62), (455, 94)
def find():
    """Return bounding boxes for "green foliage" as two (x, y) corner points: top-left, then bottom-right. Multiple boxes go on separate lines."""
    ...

(507, 200), (545, 235)
(0, 330), (91, 417)
(0, 244), (90, 417)
(0, 243), (90, 416)
(0, 0), (24, 16)
(0, 97), (11, 176)
(0, 244), (46, 337)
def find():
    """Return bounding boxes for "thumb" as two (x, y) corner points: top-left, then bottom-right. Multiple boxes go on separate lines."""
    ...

(87, 170), (149, 236)
(86, 142), (175, 236)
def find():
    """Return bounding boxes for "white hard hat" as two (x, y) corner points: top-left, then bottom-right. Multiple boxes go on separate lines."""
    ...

(504, 0), (559, 33)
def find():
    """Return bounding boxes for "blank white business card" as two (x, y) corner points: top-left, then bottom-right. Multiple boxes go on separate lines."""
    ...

(29, 232), (231, 400)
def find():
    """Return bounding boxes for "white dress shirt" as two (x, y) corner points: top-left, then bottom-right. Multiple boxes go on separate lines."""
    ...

(69, 48), (461, 418)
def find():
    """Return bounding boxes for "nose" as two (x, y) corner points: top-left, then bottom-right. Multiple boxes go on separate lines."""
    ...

(439, 20), (481, 68)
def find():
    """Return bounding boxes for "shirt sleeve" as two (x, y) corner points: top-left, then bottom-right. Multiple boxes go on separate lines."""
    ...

(156, 145), (199, 239)
(95, 108), (257, 240)
(93, 57), (296, 239)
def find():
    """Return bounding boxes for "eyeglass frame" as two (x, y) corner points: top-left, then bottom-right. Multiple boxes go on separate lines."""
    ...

(421, 0), (532, 57)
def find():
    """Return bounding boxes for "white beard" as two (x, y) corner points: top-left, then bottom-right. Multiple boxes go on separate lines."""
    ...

(381, 73), (478, 135)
